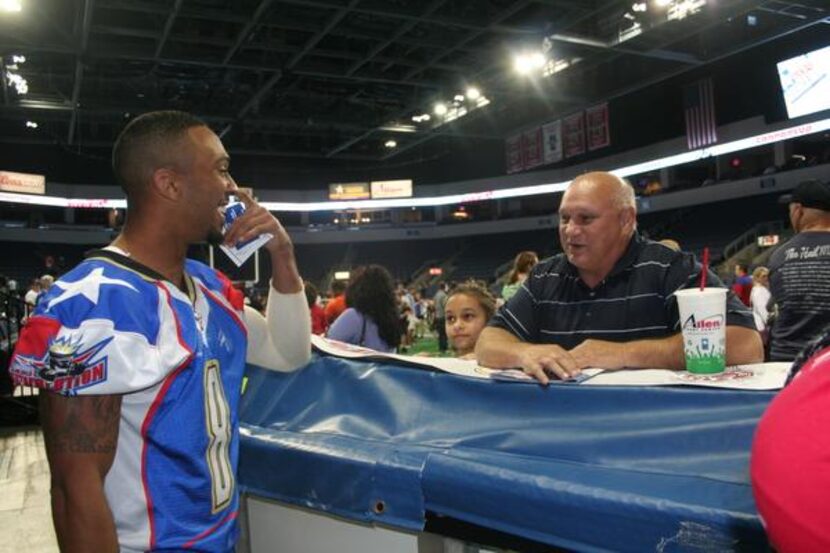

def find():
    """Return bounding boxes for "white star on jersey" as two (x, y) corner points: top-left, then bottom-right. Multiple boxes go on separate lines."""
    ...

(47, 267), (138, 310)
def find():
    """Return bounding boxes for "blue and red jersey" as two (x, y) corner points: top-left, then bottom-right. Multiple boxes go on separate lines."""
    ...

(11, 249), (247, 552)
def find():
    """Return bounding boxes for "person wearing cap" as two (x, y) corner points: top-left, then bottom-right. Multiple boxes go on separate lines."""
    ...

(767, 179), (830, 361)
(476, 171), (763, 384)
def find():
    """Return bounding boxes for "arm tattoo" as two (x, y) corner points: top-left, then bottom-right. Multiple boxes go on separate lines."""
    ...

(41, 393), (122, 455)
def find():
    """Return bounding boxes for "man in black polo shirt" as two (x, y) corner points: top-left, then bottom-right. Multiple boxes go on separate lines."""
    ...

(768, 179), (830, 361)
(476, 172), (763, 384)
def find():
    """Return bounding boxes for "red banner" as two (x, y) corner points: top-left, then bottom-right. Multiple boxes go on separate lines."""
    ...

(563, 112), (585, 158)
(522, 128), (544, 170)
(505, 134), (523, 174)
(586, 103), (610, 151)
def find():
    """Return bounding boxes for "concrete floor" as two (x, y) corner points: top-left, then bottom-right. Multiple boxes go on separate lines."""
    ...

(0, 428), (58, 552)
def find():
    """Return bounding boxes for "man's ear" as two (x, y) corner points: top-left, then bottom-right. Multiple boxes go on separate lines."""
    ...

(620, 207), (637, 233)
(149, 167), (182, 202)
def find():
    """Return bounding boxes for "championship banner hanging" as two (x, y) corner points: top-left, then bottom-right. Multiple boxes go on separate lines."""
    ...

(505, 134), (523, 174)
(586, 103), (610, 151)
(563, 112), (586, 158)
(521, 128), (544, 170)
(542, 119), (562, 164)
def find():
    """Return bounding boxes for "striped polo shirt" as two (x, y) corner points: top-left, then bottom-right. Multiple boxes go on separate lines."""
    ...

(490, 233), (754, 348)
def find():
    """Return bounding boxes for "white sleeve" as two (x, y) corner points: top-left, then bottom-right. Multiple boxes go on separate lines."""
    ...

(245, 286), (311, 372)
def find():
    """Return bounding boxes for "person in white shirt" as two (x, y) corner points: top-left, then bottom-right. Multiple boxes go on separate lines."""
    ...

(750, 266), (772, 338)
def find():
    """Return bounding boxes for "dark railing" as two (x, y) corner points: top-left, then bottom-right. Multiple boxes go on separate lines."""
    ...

(1, 290), (38, 426)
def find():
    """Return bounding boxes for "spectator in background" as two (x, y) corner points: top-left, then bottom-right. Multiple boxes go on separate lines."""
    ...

(501, 251), (538, 302)
(399, 283), (416, 313)
(731, 263), (753, 307)
(325, 279), (347, 324)
(750, 266), (772, 341)
(445, 281), (496, 359)
(768, 180), (830, 361)
(327, 265), (401, 353)
(35, 275), (54, 307)
(304, 281), (327, 335)
(476, 171), (762, 384)
(42, 255), (57, 276)
(399, 303), (417, 351)
(23, 278), (41, 314)
(432, 281), (449, 353)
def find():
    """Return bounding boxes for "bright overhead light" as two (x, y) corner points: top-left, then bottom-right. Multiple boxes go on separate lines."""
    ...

(379, 123), (416, 133)
(654, 0), (672, 6)
(433, 102), (448, 116)
(11, 55), (25, 64)
(466, 87), (481, 100)
(0, 0), (22, 12)
(384, 140), (397, 148)
(453, 94), (465, 102)
(6, 71), (28, 94)
(632, 2), (648, 12)
(25, 120), (37, 128)
(513, 52), (546, 75)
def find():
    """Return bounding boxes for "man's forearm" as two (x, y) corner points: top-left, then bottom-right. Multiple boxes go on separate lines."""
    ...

(269, 247), (303, 294)
(725, 325), (764, 365)
(617, 333), (686, 370)
(475, 327), (531, 369)
(611, 326), (763, 370)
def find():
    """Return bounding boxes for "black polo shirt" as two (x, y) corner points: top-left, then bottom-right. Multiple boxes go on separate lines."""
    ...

(490, 233), (755, 348)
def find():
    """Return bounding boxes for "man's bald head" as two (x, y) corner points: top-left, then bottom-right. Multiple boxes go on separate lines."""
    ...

(112, 110), (207, 206)
(568, 172), (636, 211)
(558, 171), (638, 286)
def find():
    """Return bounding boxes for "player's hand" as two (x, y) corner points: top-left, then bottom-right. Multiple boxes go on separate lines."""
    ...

(517, 344), (582, 385)
(224, 189), (293, 257)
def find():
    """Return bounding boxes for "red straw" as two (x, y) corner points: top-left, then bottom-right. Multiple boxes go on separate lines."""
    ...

(700, 247), (709, 291)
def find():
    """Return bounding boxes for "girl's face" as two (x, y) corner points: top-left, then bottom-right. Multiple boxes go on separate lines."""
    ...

(445, 293), (489, 356)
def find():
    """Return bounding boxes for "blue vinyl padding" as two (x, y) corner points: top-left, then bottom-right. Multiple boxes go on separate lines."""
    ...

(239, 354), (772, 552)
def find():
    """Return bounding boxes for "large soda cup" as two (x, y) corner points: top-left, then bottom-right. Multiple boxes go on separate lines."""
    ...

(674, 288), (727, 374)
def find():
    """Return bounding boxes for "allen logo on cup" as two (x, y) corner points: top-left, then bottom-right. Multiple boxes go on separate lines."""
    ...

(682, 314), (724, 331)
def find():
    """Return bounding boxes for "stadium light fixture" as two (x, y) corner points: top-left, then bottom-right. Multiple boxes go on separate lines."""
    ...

(384, 140), (397, 149)
(6, 71), (28, 94)
(514, 52), (546, 75)
(466, 87), (481, 101)
(433, 102), (448, 116)
(25, 120), (37, 128)
(0, 0), (22, 12)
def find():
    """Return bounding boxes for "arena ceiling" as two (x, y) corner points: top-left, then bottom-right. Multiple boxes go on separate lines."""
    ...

(0, 0), (827, 163)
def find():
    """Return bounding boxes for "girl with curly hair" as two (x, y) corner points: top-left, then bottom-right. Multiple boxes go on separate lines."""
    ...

(445, 280), (496, 358)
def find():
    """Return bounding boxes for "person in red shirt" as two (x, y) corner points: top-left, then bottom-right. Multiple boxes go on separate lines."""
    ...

(325, 279), (347, 324)
(304, 281), (327, 335)
(751, 328), (830, 552)
(731, 263), (752, 307)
